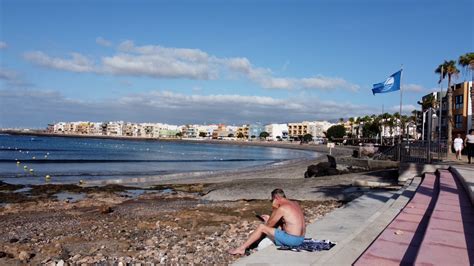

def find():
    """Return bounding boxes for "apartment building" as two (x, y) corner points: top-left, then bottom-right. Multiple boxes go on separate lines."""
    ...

(196, 125), (218, 138)
(265, 124), (289, 141)
(212, 124), (229, 139)
(452, 81), (473, 138)
(288, 121), (333, 139)
(106, 121), (123, 136)
(422, 81), (473, 141)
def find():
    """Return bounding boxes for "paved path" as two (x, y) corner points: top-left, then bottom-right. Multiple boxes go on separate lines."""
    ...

(356, 168), (474, 265)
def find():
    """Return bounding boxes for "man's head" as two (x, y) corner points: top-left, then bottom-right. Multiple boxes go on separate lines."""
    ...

(271, 188), (286, 208)
(470, 129), (474, 135)
(457, 134), (461, 138)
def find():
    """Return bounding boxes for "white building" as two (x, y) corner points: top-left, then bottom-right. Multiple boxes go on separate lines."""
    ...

(196, 125), (218, 138)
(308, 121), (334, 138)
(106, 121), (123, 136)
(53, 122), (67, 133)
(265, 124), (289, 141)
(89, 122), (103, 135)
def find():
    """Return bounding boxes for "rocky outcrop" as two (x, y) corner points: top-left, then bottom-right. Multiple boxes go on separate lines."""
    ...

(304, 155), (340, 178)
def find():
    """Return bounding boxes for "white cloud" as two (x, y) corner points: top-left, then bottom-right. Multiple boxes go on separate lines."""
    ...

(23, 40), (359, 91)
(0, 68), (17, 80)
(389, 104), (418, 114)
(0, 88), (376, 128)
(23, 51), (95, 73)
(300, 76), (360, 91)
(0, 41), (7, 49)
(403, 84), (425, 93)
(223, 57), (358, 91)
(0, 67), (32, 87)
(96, 37), (112, 47)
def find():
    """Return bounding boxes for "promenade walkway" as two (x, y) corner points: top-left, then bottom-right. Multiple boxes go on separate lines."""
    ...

(234, 163), (473, 265)
(355, 166), (474, 265)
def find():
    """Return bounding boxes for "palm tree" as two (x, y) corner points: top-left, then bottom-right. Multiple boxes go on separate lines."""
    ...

(435, 60), (460, 153)
(458, 53), (474, 81)
(348, 117), (355, 137)
(458, 53), (474, 129)
(422, 94), (438, 109)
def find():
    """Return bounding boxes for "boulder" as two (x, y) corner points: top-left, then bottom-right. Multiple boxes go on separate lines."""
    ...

(304, 162), (340, 178)
(305, 155), (340, 178)
(327, 155), (337, 168)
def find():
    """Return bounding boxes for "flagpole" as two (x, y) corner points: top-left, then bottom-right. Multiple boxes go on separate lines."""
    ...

(381, 104), (384, 145)
(398, 65), (403, 161)
(438, 66), (443, 161)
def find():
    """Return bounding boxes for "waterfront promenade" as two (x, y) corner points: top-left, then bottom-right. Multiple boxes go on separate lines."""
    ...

(234, 162), (474, 265)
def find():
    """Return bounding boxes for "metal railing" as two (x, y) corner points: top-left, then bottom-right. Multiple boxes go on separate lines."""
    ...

(373, 140), (448, 163)
(399, 140), (447, 163)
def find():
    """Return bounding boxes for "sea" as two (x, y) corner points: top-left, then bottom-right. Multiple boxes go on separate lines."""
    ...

(0, 134), (319, 185)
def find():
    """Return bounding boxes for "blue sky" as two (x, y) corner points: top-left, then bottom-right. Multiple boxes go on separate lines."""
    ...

(0, 0), (472, 128)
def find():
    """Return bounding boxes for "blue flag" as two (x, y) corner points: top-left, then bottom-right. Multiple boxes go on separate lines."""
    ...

(372, 70), (402, 95)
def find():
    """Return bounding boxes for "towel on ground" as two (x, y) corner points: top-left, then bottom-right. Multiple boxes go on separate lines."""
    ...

(277, 238), (336, 252)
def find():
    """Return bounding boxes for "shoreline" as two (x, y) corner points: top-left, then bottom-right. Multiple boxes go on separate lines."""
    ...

(0, 131), (355, 187)
(1, 130), (355, 154)
(0, 131), (398, 264)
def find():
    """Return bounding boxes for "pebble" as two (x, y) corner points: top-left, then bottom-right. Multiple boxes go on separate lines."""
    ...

(18, 251), (31, 261)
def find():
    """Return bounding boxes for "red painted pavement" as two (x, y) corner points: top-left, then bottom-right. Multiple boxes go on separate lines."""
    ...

(354, 173), (438, 265)
(355, 169), (474, 265)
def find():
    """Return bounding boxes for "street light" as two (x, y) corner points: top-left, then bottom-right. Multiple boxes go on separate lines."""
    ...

(421, 107), (437, 141)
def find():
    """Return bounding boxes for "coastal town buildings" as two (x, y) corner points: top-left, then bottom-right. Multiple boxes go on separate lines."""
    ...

(264, 124), (289, 141)
(420, 81), (472, 141)
(236, 124), (264, 139)
(288, 121), (333, 140)
(211, 124), (229, 139)
(105, 121), (123, 136)
(196, 125), (218, 138)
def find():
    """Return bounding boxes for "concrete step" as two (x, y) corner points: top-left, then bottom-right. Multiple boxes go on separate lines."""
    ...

(450, 164), (474, 205)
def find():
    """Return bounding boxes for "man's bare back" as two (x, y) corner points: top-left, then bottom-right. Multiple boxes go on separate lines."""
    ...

(277, 200), (305, 236)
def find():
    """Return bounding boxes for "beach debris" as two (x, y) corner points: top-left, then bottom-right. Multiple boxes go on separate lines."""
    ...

(29, 169), (34, 173)
(45, 175), (51, 181)
(23, 165), (28, 169)
(16, 161), (20, 164)
(44, 155), (48, 158)
(32, 156), (36, 160)
(79, 180), (85, 185)
(394, 230), (404, 235)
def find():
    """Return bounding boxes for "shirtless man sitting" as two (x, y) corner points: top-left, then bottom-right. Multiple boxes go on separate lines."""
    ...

(228, 188), (305, 255)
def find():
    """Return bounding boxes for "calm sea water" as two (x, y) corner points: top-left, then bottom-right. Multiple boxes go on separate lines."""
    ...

(0, 134), (318, 185)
